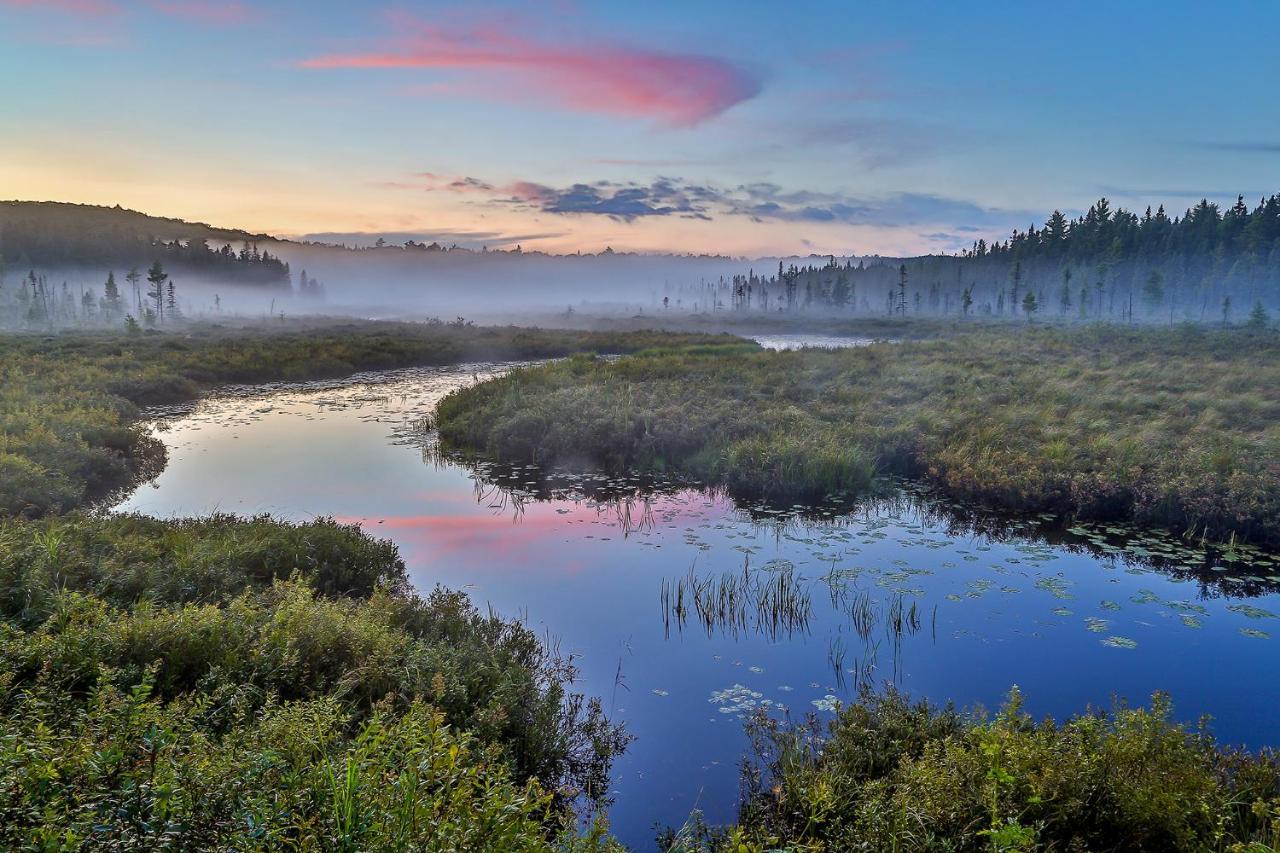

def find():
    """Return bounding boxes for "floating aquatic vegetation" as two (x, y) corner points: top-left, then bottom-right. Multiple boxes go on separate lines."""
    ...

(1051, 607), (1073, 617)
(710, 684), (763, 714)
(1180, 615), (1203, 628)
(1085, 617), (1109, 633)
(1034, 576), (1074, 599)
(1100, 600), (1123, 612)
(1101, 636), (1137, 649)
(812, 695), (842, 713)
(1240, 628), (1270, 639)
(1227, 604), (1277, 620)
(1130, 589), (1162, 605)
(651, 689), (669, 697)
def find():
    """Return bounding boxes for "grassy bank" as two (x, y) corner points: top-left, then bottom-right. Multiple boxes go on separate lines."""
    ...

(437, 324), (1280, 546)
(0, 319), (732, 516)
(0, 514), (625, 849)
(0, 320), (709, 848)
(666, 689), (1280, 852)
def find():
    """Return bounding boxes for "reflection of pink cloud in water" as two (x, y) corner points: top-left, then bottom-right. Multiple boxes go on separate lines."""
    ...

(338, 489), (733, 576)
(337, 509), (593, 573)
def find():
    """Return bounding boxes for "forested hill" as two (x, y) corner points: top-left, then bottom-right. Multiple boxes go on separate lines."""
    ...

(696, 194), (1280, 326)
(0, 201), (290, 287)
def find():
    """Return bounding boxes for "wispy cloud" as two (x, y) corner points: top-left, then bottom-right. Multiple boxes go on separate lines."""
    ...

(3, 0), (255, 24)
(294, 228), (565, 249)
(1195, 141), (1280, 153)
(2, 0), (118, 15)
(145, 1), (255, 25)
(300, 14), (761, 126)
(394, 171), (1029, 230)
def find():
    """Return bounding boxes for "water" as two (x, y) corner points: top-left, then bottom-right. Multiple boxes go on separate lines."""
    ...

(116, 360), (1280, 849)
(752, 333), (874, 350)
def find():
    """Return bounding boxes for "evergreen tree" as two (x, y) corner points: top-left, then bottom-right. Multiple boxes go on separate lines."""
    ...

(166, 280), (181, 320)
(102, 271), (122, 317)
(1142, 270), (1165, 316)
(125, 267), (142, 313)
(1022, 290), (1038, 321)
(146, 261), (168, 324)
(1249, 301), (1270, 329)
(830, 272), (850, 309)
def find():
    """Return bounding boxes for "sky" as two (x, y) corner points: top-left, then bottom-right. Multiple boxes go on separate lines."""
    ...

(2, 0), (1279, 257)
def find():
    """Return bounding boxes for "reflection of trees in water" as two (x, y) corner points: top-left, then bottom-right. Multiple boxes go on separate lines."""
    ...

(427, 447), (1280, 702)
(430, 443), (1280, 600)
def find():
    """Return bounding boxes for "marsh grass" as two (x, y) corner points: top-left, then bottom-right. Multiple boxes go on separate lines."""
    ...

(661, 560), (813, 641)
(438, 324), (1280, 547)
(0, 321), (731, 517)
(0, 320), (722, 848)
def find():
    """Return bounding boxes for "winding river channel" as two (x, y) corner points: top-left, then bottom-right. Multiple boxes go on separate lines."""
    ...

(115, 342), (1280, 848)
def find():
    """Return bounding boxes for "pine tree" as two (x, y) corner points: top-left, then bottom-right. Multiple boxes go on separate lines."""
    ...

(102, 271), (121, 316)
(1022, 290), (1038, 321)
(126, 267), (142, 313)
(146, 261), (168, 324)
(166, 280), (181, 320)
(830, 272), (850, 309)
(1248, 301), (1270, 329)
(1142, 270), (1165, 316)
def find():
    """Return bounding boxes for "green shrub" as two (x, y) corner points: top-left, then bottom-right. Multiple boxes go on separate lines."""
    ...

(714, 688), (1280, 852)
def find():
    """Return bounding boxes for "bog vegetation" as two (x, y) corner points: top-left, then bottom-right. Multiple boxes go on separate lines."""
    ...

(438, 324), (1280, 547)
(665, 689), (1280, 852)
(0, 319), (732, 849)
(6, 318), (1280, 849)
(0, 319), (731, 516)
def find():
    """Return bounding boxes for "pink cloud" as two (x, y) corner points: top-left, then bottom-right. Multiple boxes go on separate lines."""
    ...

(300, 16), (760, 126)
(2, 0), (119, 15)
(3, 0), (254, 24)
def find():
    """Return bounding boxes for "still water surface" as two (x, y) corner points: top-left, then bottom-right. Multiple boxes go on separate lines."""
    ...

(115, 354), (1280, 848)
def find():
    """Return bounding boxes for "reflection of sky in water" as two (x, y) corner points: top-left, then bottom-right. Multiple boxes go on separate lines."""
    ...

(116, 362), (1280, 850)
(752, 334), (874, 350)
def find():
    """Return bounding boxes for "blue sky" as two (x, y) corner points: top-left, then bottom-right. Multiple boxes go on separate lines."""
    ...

(3, 0), (1278, 255)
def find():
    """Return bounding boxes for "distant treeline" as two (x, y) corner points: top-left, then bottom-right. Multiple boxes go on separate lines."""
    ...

(672, 195), (1280, 325)
(0, 201), (290, 287)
